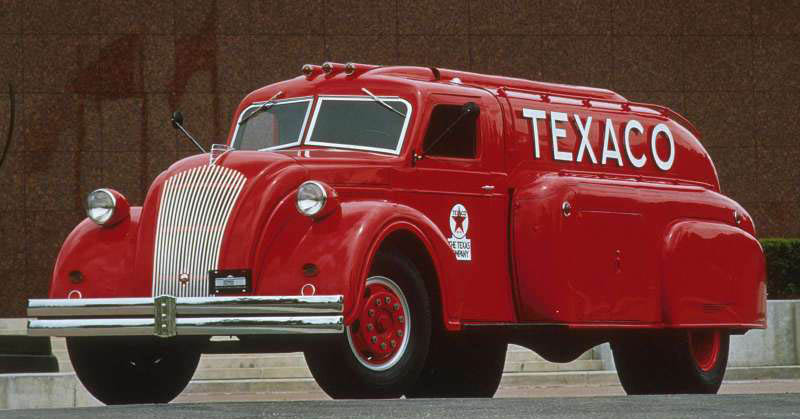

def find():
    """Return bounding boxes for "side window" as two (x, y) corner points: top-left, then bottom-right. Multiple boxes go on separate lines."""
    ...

(422, 104), (478, 159)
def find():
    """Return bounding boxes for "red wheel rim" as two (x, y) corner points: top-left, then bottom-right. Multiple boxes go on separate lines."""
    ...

(346, 276), (410, 371)
(688, 329), (721, 372)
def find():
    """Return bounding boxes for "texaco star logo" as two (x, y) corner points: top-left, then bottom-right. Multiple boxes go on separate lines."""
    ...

(449, 204), (469, 239)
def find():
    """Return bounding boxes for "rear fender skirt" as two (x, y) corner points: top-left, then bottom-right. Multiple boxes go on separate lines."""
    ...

(661, 220), (767, 327)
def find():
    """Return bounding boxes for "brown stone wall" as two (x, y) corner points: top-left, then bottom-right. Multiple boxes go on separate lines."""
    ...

(0, 0), (798, 316)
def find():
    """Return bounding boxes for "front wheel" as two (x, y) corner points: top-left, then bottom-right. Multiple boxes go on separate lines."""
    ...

(67, 337), (201, 405)
(612, 329), (729, 395)
(304, 252), (431, 399)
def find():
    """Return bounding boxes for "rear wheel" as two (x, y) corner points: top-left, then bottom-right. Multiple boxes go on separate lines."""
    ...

(67, 337), (201, 405)
(612, 329), (729, 395)
(406, 333), (507, 398)
(304, 251), (431, 399)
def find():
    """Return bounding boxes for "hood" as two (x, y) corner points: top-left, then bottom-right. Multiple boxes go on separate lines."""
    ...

(274, 147), (398, 164)
(274, 147), (396, 187)
(161, 150), (296, 181)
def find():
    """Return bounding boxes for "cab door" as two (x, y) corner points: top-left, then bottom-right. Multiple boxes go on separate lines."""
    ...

(393, 93), (514, 323)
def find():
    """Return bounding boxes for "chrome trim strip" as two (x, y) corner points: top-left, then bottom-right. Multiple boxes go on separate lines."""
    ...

(175, 316), (344, 335)
(28, 316), (344, 337)
(176, 296), (344, 315)
(28, 298), (156, 317)
(28, 295), (345, 317)
(28, 318), (154, 337)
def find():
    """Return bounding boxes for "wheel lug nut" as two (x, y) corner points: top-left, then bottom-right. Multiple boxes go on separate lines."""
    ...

(391, 340), (396, 348)
(376, 299), (382, 306)
(380, 342), (387, 350)
(398, 315), (404, 323)
(368, 309), (375, 317)
(371, 336), (377, 344)
(396, 330), (403, 337)
(367, 323), (374, 331)
(384, 297), (391, 304)
(393, 303), (399, 311)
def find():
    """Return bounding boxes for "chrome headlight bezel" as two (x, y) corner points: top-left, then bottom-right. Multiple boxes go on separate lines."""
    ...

(296, 181), (328, 217)
(86, 188), (117, 225)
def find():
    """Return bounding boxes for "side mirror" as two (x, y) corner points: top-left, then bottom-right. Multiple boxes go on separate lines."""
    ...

(171, 111), (184, 129)
(170, 111), (206, 153)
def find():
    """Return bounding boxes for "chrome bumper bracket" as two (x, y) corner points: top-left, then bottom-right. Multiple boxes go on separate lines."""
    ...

(154, 295), (177, 338)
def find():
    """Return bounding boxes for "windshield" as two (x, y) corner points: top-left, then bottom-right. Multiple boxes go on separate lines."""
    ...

(305, 96), (412, 155)
(232, 97), (312, 151)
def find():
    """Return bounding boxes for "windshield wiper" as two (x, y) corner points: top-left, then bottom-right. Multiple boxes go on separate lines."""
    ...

(361, 88), (406, 118)
(239, 91), (283, 125)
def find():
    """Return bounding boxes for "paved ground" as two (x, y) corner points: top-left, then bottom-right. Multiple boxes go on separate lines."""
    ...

(4, 381), (800, 418)
(172, 379), (800, 402)
(3, 393), (800, 419)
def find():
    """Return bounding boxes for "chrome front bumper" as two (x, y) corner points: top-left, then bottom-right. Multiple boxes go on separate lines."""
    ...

(27, 295), (344, 338)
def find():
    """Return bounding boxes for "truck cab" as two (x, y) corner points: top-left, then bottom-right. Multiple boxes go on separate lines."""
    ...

(27, 62), (766, 403)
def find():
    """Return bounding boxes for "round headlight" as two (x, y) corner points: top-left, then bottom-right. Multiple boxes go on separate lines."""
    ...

(87, 189), (116, 225)
(296, 181), (327, 217)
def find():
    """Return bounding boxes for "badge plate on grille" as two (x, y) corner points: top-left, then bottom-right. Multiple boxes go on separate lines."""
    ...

(209, 269), (252, 294)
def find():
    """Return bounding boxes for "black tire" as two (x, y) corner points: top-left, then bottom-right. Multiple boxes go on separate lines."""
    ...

(67, 336), (201, 405)
(406, 333), (507, 398)
(304, 251), (432, 399)
(612, 329), (729, 395)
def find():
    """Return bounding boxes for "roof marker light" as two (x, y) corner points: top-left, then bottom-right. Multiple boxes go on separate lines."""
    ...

(302, 64), (323, 79)
(321, 62), (346, 77)
(345, 62), (356, 75)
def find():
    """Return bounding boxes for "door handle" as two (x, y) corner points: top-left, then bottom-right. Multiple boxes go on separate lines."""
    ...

(481, 185), (495, 191)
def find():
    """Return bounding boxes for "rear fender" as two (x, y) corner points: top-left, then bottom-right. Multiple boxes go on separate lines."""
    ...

(662, 220), (767, 328)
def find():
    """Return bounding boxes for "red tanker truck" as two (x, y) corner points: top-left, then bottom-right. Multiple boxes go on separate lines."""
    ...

(27, 62), (766, 403)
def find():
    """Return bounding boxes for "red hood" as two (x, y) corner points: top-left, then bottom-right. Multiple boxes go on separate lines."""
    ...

(274, 147), (398, 163)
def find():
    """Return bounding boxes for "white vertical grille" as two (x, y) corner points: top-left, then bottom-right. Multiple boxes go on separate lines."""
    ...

(152, 165), (247, 297)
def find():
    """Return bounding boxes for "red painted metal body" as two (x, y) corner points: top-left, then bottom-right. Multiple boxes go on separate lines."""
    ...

(48, 64), (766, 335)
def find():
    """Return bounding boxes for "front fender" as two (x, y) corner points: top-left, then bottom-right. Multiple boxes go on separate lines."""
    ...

(253, 199), (457, 328)
(49, 208), (142, 298)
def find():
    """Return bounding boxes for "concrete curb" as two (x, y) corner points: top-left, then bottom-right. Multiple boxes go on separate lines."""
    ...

(3, 366), (800, 410)
(0, 373), (100, 410)
(724, 366), (800, 381)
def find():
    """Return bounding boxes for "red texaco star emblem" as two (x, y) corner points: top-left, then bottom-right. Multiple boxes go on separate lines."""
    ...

(452, 210), (466, 233)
